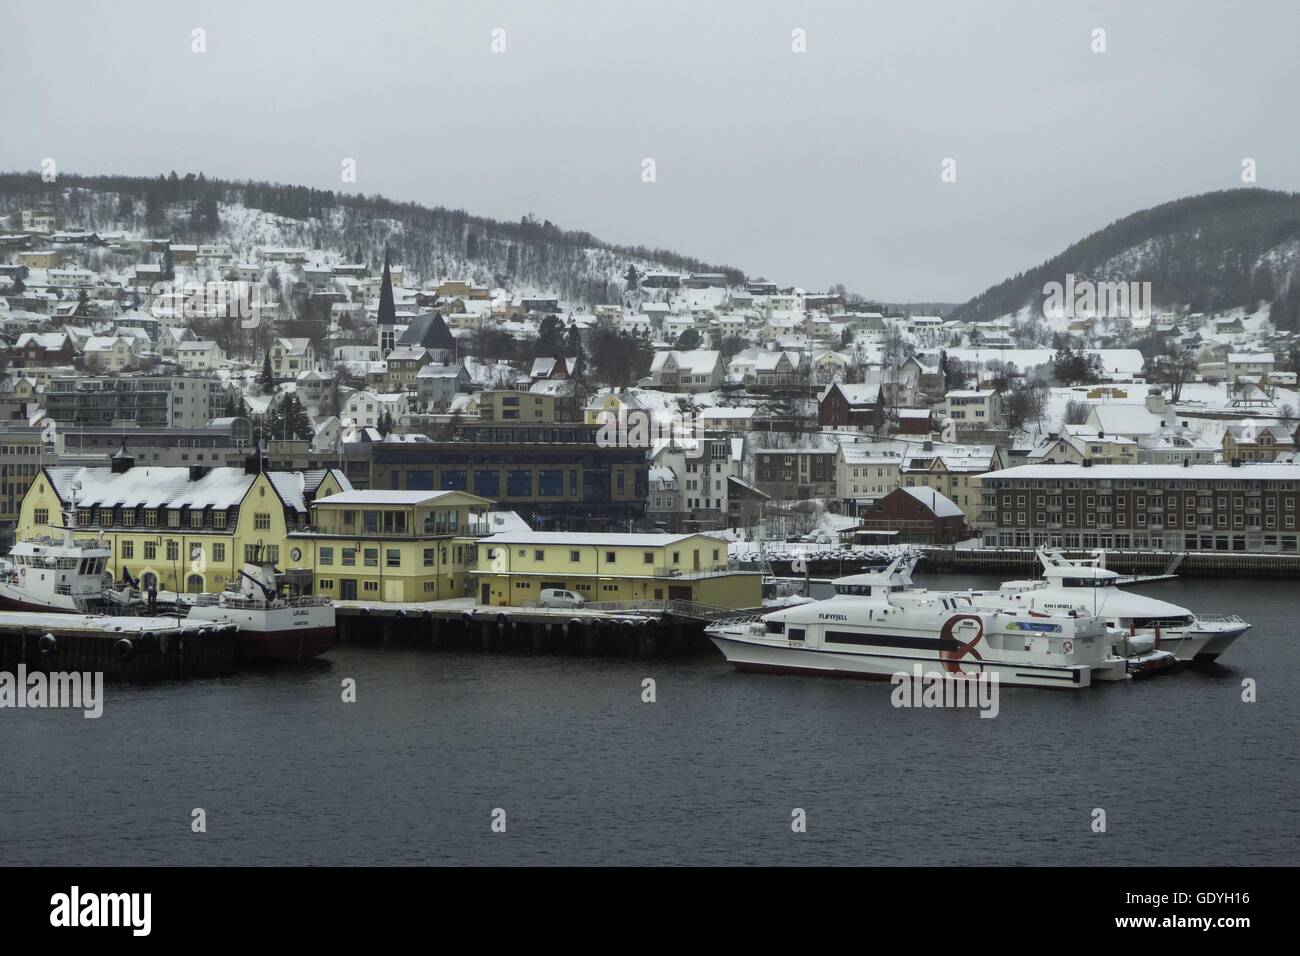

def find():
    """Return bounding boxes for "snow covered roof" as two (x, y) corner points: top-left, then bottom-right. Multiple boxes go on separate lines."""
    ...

(44, 465), (348, 513)
(983, 463), (1300, 481)
(314, 489), (485, 506)
(480, 531), (723, 547)
(1086, 403), (1163, 435)
(899, 485), (964, 518)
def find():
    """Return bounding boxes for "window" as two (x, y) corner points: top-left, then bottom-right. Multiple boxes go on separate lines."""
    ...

(386, 549), (401, 568)
(364, 548), (378, 568)
(643, 552), (654, 564)
(34, 508), (48, 525)
(538, 470), (563, 497)
(320, 547), (334, 566)
(254, 512), (270, 530)
(121, 541), (134, 559)
(265, 546), (279, 563)
(534, 550), (545, 560)
(213, 544), (225, 562)
(166, 541), (179, 561)
(507, 470), (532, 497)
(424, 548), (435, 567)
(213, 511), (227, 529)
(605, 551), (616, 563)
(190, 510), (205, 528)
(342, 548), (356, 566)
(363, 580), (378, 592)
(569, 550), (580, 562)
(144, 542), (156, 560)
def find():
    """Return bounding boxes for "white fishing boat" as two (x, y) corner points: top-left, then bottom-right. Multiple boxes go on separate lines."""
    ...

(0, 488), (138, 614)
(183, 560), (334, 664)
(981, 549), (1250, 662)
(706, 554), (1174, 689)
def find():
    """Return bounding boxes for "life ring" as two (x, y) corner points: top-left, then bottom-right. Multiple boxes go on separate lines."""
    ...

(1062, 640), (1074, 654)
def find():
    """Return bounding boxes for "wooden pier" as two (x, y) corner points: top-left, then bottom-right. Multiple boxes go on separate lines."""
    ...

(0, 615), (239, 679)
(333, 599), (718, 657)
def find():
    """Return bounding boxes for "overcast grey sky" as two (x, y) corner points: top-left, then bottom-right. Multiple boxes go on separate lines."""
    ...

(3, 0), (1298, 302)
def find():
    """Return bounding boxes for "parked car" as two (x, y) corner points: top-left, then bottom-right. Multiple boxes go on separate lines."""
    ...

(539, 588), (585, 609)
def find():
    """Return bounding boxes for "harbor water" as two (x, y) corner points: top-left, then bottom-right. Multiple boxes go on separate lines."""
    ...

(1, 573), (1296, 866)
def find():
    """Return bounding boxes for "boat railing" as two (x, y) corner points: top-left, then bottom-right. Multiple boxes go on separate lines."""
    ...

(193, 592), (332, 609)
(1193, 613), (1247, 625)
(54, 583), (106, 596)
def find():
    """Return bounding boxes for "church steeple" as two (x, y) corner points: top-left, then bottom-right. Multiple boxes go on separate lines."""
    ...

(378, 250), (396, 326)
(377, 249), (397, 355)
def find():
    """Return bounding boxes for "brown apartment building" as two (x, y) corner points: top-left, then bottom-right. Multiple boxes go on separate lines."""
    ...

(980, 462), (1300, 553)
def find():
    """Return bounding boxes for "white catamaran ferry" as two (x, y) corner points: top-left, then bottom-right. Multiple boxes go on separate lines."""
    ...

(980, 549), (1250, 662)
(705, 554), (1174, 689)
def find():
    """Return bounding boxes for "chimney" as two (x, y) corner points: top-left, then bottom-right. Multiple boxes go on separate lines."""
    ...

(1082, 458), (1093, 468)
(110, 443), (134, 474)
(1145, 388), (1167, 415)
(1182, 457), (1191, 468)
(189, 465), (210, 481)
(1231, 458), (1241, 468)
(244, 444), (266, 475)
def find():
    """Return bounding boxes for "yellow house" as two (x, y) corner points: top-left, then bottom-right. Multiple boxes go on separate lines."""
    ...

(290, 489), (492, 602)
(15, 458), (349, 593)
(473, 531), (761, 609)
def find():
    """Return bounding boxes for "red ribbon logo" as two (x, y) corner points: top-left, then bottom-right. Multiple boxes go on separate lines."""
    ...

(939, 614), (984, 676)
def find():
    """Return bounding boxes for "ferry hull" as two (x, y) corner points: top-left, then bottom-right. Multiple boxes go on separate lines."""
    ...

(0, 591), (82, 614)
(709, 633), (1093, 690)
(234, 626), (334, 664)
(186, 603), (335, 664)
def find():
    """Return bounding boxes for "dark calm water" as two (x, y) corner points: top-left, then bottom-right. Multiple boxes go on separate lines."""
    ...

(2, 573), (1296, 866)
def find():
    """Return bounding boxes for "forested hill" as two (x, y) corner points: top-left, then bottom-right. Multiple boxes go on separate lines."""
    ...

(0, 171), (746, 305)
(948, 188), (1300, 330)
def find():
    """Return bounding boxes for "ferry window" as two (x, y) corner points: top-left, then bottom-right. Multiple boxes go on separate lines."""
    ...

(787, 628), (805, 642)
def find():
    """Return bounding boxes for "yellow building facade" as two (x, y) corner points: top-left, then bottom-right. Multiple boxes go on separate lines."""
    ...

(472, 531), (761, 609)
(15, 462), (348, 593)
(289, 489), (491, 602)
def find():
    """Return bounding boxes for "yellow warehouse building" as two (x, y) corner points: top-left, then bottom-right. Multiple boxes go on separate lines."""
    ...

(473, 531), (761, 609)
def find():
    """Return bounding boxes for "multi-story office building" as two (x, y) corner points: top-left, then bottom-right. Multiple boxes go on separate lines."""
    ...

(371, 427), (648, 531)
(753, 448), (837, 501)
(980, 462), (1300, 553)
(44, 375), (226, 428)
(0, 425), (46, 543)
(53, 418), (254, 467)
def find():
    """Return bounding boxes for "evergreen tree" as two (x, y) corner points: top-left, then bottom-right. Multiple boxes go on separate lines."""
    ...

(259, 353), (276, 394)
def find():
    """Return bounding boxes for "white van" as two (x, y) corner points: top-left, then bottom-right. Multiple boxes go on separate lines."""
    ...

(539, 588), (585, 608)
